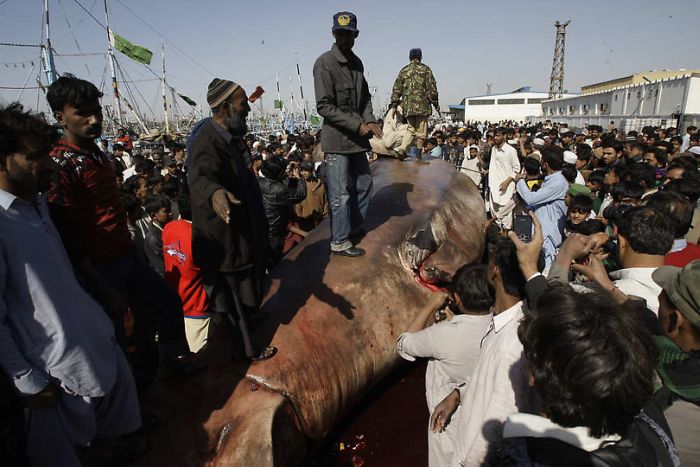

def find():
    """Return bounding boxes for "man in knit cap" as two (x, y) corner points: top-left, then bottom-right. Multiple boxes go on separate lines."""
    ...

(188, 79), (277, 361)
(313, 11), (382, 257)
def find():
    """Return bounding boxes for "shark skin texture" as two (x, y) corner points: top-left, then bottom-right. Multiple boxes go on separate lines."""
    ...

(130, 158), (486, 466)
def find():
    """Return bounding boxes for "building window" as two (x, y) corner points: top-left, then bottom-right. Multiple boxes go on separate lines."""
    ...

(614, 94), (618, 101)
(637, 91), (642, 98)
(497, 98), (525, 105)
(599, 103), (609, 113)
(568, 105), (575, 115)
(468, 99), (495, 105)
(559, 107), (565, 115)
(527, 98), (546, 104)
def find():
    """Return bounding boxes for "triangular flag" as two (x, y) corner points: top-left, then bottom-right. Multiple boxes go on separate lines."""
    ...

(178, 93), (197, 106)
(109, 30), (153, 65)
(274, 99), (283, 109)
(310, 115), (321, 125)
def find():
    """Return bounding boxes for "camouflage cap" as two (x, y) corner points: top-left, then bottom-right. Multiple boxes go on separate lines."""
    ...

(653, 261), (700, 327)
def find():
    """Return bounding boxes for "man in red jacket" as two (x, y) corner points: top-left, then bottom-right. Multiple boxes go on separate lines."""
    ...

(46, 75), (192, 376)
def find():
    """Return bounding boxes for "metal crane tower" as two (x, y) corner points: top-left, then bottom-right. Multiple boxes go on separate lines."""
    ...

(548, 20), (571, 99)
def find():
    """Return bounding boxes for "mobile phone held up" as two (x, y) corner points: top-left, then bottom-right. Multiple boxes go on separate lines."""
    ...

(513, 214), (533, 243)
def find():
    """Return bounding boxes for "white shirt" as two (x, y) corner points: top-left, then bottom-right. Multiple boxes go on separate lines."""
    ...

(453, 301), (532, 466)
(397, 314), (492, 467)
(488, 143), (520, 205)
(460, 156), (482, 188)
(609, 267), (662, 314)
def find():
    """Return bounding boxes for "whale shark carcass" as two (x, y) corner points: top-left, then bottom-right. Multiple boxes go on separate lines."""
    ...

(132, 158), (486, 466)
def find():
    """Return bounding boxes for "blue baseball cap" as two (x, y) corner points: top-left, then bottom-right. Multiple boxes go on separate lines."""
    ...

(332, 12), (358, 33)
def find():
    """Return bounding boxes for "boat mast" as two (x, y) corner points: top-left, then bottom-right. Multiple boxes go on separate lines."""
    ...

(42, 0), (58, 85)
(161, 39), (170, 134)
(103, 0), (123, 129)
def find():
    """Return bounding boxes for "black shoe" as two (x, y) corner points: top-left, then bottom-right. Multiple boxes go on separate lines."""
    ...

(249, 345), (277, 362)
(332, 246), (366, 257)
(157, 353), (206, 380)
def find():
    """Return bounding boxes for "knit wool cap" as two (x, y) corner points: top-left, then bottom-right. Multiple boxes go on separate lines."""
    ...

(207, 78), (241, 109)
(409, 48), (422, 60)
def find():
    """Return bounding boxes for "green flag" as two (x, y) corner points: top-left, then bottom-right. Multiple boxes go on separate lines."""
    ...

(310, 115), (321, 125)
(110, 30), (153, 65)
(274, 99), (283, 109)
(178, 93), (197, 106)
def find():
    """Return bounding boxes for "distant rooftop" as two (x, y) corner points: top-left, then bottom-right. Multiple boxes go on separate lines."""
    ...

(581, 69), (700, 94)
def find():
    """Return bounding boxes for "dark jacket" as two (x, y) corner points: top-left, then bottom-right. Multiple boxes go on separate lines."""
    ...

(313, 44), (377, 154)
(489, 398), (679, 467)
(187, 120), (268, 273)
(258, 176), (307, 263)
(144, 223), (165, 278)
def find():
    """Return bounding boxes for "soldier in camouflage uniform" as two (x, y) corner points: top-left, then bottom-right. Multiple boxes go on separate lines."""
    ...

(391, 48), (439, 160)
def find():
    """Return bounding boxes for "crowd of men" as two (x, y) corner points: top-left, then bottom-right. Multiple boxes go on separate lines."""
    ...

(1, 8), (700, 467)
(397, 115), (700, 465)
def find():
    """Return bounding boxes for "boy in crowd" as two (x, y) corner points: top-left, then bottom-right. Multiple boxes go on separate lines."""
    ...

(397, 264), (493, 466)
(162, 191), (213, 353)
(564, 194), (594, 237)
(143, 194), (173, 278)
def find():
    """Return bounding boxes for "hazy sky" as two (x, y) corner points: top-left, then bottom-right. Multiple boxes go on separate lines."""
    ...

(1, 0), (698, 120)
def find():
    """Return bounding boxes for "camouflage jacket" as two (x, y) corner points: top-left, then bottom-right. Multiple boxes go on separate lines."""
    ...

(390, 61), (439, 117)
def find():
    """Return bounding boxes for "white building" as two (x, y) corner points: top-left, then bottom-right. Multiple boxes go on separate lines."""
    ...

(449, 87), (575, 123)
(539, 70), (700, 132)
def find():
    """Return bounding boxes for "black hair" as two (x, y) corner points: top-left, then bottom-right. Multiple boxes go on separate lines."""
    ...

(588, 169), (606, 188)
(123, 175), (146, 196)
(576, 151), (591, 163)
(576, 143), (592, 159)
(46, 74), (103, 112)
(523, 157), (541, 176)
(450, 264), (494, 313)
(601, 140), (624, 154)
(260, 156), (287, 181)
(616, 206), (674, 255)
(664, 178), (700, 204)
(543, 146), (564, 171)
(494, 127), (507, 136)
(569, 194), (593, 213)
(148, 173), (164, 186)
(574, 219), (606, 235)
(561, 165), (577, 183)
(143, 193), (171, 217)
(623, 162), (657, 190)
(519, 283), (658, 437)
(0, 103), (58, 159)
(134, 161), (150, 175)
(177, 187), (192, 221)
(120, 191), (142, 213)
(490, 236), (543, 299)
(611, 181), (644, 202)
(645, 147), (667, 167)
(645, 191), (694, 238)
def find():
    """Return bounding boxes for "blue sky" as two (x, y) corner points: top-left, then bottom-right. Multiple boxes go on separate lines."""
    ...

(1, 0), (698, 120)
